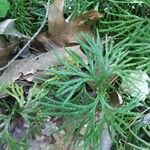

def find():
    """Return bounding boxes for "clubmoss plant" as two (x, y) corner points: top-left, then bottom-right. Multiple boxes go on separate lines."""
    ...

(0, 83), (48, 149)
(41, 33), (150, 149)
(9, 0), (48, 35)
(0, 0), (150, 149)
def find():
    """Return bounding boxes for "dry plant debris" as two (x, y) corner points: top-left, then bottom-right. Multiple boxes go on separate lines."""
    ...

(0, 0), (102, 86)
(0, 0), (103, 149)
(0, 0), (149, 149)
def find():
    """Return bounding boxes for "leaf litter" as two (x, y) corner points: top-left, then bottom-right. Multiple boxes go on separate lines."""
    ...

(0, 0), (102, 85)
(0, 0), (103, 149)
(0, 19), (28, 68)
(2, 0), (149, 149)
(0, 46), (87, 85)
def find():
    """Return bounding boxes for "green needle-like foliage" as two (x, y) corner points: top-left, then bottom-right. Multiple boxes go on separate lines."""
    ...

(9, 0), (47, 35)
(41, 34), (150, 149)
(0, 83), (48, 149)
(0, 0), (150, 149)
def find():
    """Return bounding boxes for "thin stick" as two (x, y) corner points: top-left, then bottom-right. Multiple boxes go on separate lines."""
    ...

(0, 0), (50, 71)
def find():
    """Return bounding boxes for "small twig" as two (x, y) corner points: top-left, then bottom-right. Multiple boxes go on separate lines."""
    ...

(0, 0), (50, 71)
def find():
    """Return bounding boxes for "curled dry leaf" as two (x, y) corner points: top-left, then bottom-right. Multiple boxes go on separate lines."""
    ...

(37, 0), (103, 49)
(0, 46), (87, 85)
(109, 91), (123, 107)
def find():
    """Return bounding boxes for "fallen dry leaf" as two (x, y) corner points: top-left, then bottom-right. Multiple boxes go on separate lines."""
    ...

(73, 10), (103, 26)
(0, 46), (87, 85)
(29, 118), (76, 150)
(9, 116), (27, 140)
(29, 130), (73, 150)
(37, 0), (103, 49)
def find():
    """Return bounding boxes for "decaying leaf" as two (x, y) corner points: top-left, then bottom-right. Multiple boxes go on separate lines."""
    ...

(29, 118), (76, 150)
(0, 46), (87, 85)
(9, 116), (27, 139)
(37, 0), (103, 48)
(73, 10), (103, 26)
(121, 71), (150, 101)
(42, 120), (57, 137)
(29, 131), (71, 150)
